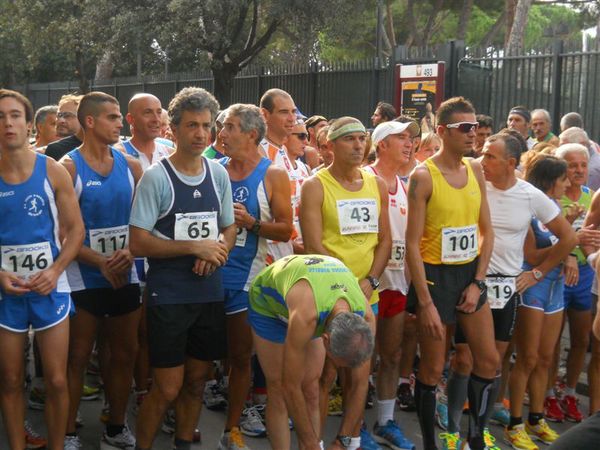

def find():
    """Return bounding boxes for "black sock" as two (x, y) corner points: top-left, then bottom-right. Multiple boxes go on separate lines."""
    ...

(528, 412), (543, 426)
(467, 373), (493, 450)
(447, 370), (469, 434)
(509, 416), (523, 428)
(415, 378), (438, 450)
(106, 424), (125, 437)
(173, 438), (192, 450)
(482, 373), (502, 428)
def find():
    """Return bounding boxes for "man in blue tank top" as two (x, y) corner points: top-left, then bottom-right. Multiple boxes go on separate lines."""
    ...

(218, 103), (293, 448)
(60, 92), (144, 450)
(129, 87), (236, 450)
(0, 90), (84, 450)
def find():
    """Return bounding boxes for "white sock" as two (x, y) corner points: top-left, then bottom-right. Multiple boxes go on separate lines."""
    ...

(398, 377), (410, 385)
(347, 436), (361, 450)
(565, 386), (576, 396)
(377, 398), (396, 424)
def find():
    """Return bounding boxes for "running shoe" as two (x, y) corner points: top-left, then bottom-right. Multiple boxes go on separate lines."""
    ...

(101, 424), (135, 449)
(161, 408), (176, 434)
(81, 384), (101, 401)
(436, 396), (449, 430)
(560, 394), (584, 422)
(24, 420), (47, 449)
(373, 420), (415, 449)
(525, 419), (559, 444)
(360, 424), (383, 450)
(483, 428), (501, 450)
(28, 387), (45, 410)
(328, 386), (343, 416)
(439, 432), (463, 450)
(544, 396), (565, 422)
(396, 382), (416, 412)
(204, 379), (228, 411)
(490, 406), (510, 427)
(240, 405), (267, 437)
(218, 427), (250, 450)
(254, 403), (293, 430)
(503, 424), (538, 450)
(64, 435), (82, 450)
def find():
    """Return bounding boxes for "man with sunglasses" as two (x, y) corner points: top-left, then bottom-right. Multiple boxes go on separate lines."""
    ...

(406, 97), (498, 450)
(45, 94), (84, 161)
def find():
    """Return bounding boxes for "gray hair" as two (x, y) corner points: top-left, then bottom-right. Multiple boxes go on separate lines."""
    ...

(168, 87), (219, 127)
(560, 112), (584, 131)
(34, 105), (58, 130)
(490, 132), (523, 164)
(531, 108), (551, 123)
(326, 311), (374, 368)
(225, 104), (266, 145)
(559, 127), (590, 148)
(555, 143), (589, 162)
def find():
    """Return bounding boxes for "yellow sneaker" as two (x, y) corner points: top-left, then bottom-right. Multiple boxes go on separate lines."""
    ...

(525, 419), (560, 444)
(503, 424), (539, 450)
(483, 428), (501, 450)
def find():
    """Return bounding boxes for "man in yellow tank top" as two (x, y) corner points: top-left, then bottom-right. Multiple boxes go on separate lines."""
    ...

(405, 97), (498, 450)
(301, 117), (391, 448)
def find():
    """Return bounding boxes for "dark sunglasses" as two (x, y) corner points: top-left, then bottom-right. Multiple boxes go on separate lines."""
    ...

(292, 132), (308, 140)
(445, 122), (479, 133)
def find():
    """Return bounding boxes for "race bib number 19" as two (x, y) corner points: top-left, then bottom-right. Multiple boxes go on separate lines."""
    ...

(336, 198), (378, 235)
(1, 241), (54, 279)
(441, 225), (478, 263)
(486, 276), (516, 309)
(90, 225), (129, 256)
(174, 212), (218, 241)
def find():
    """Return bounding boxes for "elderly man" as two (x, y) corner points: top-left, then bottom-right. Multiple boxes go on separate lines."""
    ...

(531, 109), (560, 146)
(559, 127), (600, 191)
(249, 254), (376, 450)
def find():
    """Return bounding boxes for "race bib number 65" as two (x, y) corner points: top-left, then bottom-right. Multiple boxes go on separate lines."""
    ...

(174, 212), (218, 241)
(441, 225), (478, 263)
(336, 198), (378, 235)
(1, 241), (54, 279)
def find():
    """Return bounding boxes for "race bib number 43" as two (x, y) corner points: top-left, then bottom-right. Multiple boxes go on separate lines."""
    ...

(441, 225), (478, 263)
(336, 198), (378, 235)
(486, 276), (516, 309)
(1, 241), (54, 279)
(174, 212), (218, 241)
(90, 225), (129, 256)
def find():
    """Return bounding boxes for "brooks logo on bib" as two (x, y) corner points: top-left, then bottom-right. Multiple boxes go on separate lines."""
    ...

(441, 225), (478, 263)
(336, 198), (378, 235)
(486, 276), (516, 309)
(174, 212), (218, 241)
(1, 241), (53, 279)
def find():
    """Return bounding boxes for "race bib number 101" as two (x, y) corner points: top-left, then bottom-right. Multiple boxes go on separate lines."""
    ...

(1, 241), (54, 279)
(441, 225), (478, 263)
(336, 198), (378, 235)
(174, 212), (218, 241)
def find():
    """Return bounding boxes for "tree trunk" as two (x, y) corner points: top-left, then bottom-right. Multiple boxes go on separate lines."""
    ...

(457, 0), (474, 41)
(385, 0), (396, 48)
(505, 0), (518, 47)
(212, 65), (235, 108)
(480, 11), (506, 49)
(95, 50), (114, 81)
(75, 50), (90, 94)
(404, 0), (417, 46)
(506, 0), (533, 55)
(421, 0), (445, 46)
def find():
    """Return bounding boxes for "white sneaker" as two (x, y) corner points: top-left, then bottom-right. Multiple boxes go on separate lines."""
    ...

(240, 405), (267, 437)
(64, 435), (82, 450)
(101, 424), (136, 449)
(218, 427), (251, 450)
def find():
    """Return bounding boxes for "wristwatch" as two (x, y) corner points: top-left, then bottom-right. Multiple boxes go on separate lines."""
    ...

(532, 268), (543, 281)
(251, 218), (261, 234)
(366, 275), (380, 290)
(336, 435), (352, 448)
(472, 279), (487, 292)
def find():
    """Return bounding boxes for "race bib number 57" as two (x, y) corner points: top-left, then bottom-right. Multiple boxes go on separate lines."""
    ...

(336, 198), (378, 235)
(1, 241), (54, 279)
(441, 225), (478, 263)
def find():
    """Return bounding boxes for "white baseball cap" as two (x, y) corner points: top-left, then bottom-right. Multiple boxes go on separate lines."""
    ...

(371, 121), (420, 145)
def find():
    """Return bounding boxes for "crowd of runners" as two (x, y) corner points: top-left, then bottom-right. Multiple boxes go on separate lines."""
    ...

(1, 85), (600, 450)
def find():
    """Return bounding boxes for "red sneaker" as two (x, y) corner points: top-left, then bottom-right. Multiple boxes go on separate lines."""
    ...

(560, 395), (584, 422)
(544, 396), (565, 422)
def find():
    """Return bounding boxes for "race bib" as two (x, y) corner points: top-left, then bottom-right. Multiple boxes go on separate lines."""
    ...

(441, 225), (478, 263)
(236, 227), (248, 247)
(174, 212), (218, 241)
(573, 216), (584, 231)
(90, 225), (128, 256)
(336, 198), (378, 235)
(1, 241), (54, 279)
(486, 276), (516, 309)
(388, 239), (406, 270)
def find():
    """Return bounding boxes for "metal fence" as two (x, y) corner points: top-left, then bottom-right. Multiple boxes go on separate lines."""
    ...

(13, 40), (600, 141)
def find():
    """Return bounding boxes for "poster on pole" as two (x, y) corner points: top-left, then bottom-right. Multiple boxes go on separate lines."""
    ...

(394, 62), (445, 134)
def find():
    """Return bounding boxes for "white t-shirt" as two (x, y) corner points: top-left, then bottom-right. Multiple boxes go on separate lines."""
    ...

(487, 179), (560, 275)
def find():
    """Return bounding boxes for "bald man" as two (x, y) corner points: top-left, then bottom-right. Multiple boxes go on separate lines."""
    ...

(116, 93), (172, 170)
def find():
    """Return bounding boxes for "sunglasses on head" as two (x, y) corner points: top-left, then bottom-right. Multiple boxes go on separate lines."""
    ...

(292, 132), (308, 140)
(445, 122), (479, 133)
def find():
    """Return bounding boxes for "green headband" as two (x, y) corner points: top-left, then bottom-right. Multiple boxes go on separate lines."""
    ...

(328, 122), (366, 141)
